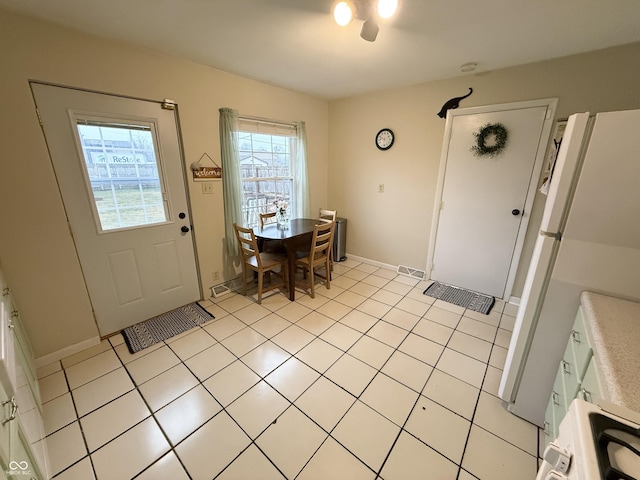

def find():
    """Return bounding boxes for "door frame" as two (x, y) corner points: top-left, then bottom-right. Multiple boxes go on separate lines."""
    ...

(426, 98), (558, 300)
(31, 81), (202, 331)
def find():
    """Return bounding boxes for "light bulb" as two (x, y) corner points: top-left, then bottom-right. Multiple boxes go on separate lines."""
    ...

(377, 0), (397, 19)
(333, 1), (354, 26)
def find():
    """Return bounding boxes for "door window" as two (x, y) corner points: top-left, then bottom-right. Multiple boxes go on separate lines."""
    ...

(74, 118), (169, 232)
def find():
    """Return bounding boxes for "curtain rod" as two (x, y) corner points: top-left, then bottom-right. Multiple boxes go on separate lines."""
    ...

(238, 114), (299, 128)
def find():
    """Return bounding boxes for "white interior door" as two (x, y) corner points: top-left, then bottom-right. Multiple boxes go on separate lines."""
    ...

(429, 100), (556, 298)
(32, 83), (201, 335)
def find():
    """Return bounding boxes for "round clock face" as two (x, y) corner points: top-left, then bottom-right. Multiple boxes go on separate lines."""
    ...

(376, 128), (394, 150)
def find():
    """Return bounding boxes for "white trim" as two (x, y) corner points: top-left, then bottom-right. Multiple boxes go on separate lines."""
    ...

(35, 335), (101, 369)
(426, 98), (558, 300)
(342, 253), (396, 272)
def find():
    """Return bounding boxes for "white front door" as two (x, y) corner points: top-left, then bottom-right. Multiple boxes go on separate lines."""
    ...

(32, 83), (201, 335)
(429, 99), (556, 298)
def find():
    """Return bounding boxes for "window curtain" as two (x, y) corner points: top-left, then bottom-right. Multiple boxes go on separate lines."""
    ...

(293, 121), (310, 218)
(218, 108), (243, 256)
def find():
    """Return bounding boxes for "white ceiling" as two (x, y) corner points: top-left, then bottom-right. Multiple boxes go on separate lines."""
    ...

(3, 0), (640, 99)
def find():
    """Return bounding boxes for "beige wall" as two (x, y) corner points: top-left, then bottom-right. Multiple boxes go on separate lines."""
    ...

(0, 9), (329, 359)
(328, 42), (640, 297)
(2, 6), (640, 360)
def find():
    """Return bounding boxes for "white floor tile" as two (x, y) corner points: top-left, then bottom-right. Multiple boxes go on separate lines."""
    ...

(295, 338), (343, 373)
(90, 419), (168, 480)
(295, 311), (335, 336)
(332, 400), (400, 472)
(382, 308), (421, 331)
(256, 406), (327, 478)
(125, 346), (181, 386)
(46, 421), (87, 476)
(381, 351), (433, 393)
(422, 369), (479, 420)
(71, 367), (135, 417)
(183, 342), (236, 381)
(412, 318), (454, 346)
(447, 331), (493, 363)
(175, 412), (251, 479)
(462, 425), (538, 480)
(339, 309), (378, 333)
(81, 390), (150, 452)
(325, 354), (377, 397)
(37, 259), (542, 480)
(404, 396), (470, 464)
(42, 392), (76, 435)
(295, 376), (355, 432)
(298, 436), (376, 479)
(154, 385), (222, 446)
(367, 320), (408, 348)
(271, 324), (315, 354)
(320, 322), (362, 351)
(380, 431), (459, 480)
(251, 313), (293, 338)
(436, 348), (487, 389)
(360, 373), (420, 426)
(472, 391), (538, 455)
(240, 340), (291, 377)
(216, 444), (286, 480)
(52, 457), (95, 480)
(65, 349), (122, 390)
(226, 381), (289, 438)
(398, 333), (444, 366)
(265, 357), (320, 401)
(166, 328), (216, 360)
(203, 359), (261, 406)
(136, 452), (190, 480)
(138, 363), (199, 411)
(203, 315), (246, 340)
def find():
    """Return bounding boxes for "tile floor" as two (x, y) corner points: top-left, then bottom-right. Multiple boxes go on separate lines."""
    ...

(39, 259), (540, 479)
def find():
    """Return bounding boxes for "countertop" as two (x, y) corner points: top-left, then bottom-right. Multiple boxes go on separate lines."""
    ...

(580, 291), (640, 413)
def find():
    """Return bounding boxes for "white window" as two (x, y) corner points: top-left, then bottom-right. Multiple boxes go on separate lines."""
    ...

(237, 119), (298, 228)
(74, 119), (169, 232)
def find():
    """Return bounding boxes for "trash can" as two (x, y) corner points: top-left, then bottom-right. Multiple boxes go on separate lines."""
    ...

(333, 217), (347, 262)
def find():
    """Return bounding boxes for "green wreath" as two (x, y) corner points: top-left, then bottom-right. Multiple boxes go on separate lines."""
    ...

(471, 123), (508, 158)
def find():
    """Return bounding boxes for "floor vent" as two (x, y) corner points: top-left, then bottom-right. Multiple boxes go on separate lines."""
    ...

(210, 277), (243, 299)
(397, 265), (427, 280)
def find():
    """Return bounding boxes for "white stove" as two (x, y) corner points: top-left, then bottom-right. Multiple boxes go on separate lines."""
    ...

(537, 399), (640, 479)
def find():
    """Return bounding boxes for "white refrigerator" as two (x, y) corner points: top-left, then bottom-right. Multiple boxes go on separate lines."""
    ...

(498, 109), (640, 426)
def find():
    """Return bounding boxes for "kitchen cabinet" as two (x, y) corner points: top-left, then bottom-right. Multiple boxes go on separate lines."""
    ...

(543, 292), (640, 446)
(0, 268), (49, 480)
(543, 305), (603, 445)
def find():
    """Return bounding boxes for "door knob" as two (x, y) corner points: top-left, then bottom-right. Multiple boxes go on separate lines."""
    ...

(512, 209), (521, 216)
(181, 226), (190, 233)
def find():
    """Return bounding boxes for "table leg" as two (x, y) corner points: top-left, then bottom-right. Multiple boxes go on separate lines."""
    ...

(286, 247), (297, 301)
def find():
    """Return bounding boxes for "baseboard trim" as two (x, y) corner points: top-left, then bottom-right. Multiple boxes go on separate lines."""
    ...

(342, 253), (396, 272)
(35, 335), (101, 369)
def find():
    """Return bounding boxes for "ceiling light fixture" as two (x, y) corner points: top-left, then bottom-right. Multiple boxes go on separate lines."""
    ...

(333, 0), (398, 42)
(460, 62), (478, 73)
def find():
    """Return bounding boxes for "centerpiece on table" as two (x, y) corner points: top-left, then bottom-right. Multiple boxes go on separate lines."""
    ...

(275, 198), (289, 229)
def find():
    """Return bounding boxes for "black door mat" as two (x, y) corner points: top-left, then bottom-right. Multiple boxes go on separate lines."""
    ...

(423, 281), (495, 315)
(122, 302), (214, 354)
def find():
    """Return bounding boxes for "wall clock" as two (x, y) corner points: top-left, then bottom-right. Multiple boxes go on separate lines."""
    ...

(375, 128), (394, 150)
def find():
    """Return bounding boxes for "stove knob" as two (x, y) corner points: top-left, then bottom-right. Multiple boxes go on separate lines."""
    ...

(542, 441), (571, 474)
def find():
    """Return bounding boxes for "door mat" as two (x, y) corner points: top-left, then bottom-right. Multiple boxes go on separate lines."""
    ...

(423, 281), (495, 315)
(122, 302), (214, 354)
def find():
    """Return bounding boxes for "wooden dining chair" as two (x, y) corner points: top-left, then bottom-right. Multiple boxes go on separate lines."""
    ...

(318, 208), (337, 270)
(258, 211), (286, 254)
(295, 221), (335, 298)
(318, 208), (337, 223)
(259, 212), (277, 227)
(233, 223), (288, 304)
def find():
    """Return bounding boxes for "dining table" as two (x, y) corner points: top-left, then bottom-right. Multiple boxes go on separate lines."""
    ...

(253, 218), (320, 301)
